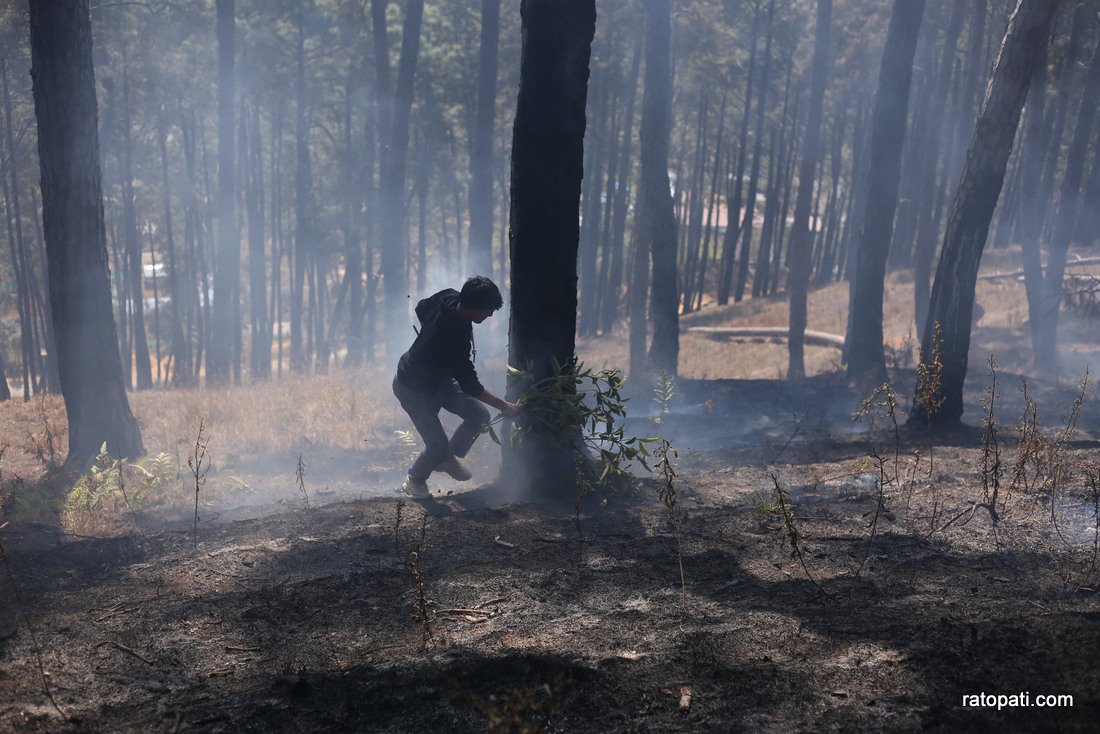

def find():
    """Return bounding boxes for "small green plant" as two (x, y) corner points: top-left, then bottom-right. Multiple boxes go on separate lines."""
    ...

(67, 443), (144, 517)
(747, 492), (781, 528)
(498, 358), (657, 496)
(650, 371), (676, 425)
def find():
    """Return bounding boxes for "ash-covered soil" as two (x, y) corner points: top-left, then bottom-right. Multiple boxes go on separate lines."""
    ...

(2, 374), (1099, 733)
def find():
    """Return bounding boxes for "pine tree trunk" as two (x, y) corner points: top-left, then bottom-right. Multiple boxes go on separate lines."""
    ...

(1034, 19), (1100, 371)
(209, 0), (237, 384)
(844, 0), (925, 382)
(28, 0), (144, 465)
(468, 0), (499, 279)
(910, 0), (1060, 427)
(503, 0), (595, 497)
(787, 0), (831, 380)
(380, 0), (424, 360)
(640, 0), (678, 376)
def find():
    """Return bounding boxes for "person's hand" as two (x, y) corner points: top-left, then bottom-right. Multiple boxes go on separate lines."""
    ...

(500, 401), (523, 418)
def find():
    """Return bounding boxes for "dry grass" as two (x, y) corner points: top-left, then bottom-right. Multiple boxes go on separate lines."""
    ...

(580, 245), (1100, 383)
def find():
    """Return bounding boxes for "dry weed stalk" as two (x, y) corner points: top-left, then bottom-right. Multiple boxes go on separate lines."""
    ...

(408, 517), (438, 653)
(855, 382), (901, 488)
(769, 472), (831, 599)
(978, 355), (1004, 525)
(32, 397), (62, 471)
(655, 440), (686, 604)
(856, 450), (889, 578)
(0, 530), (67, 720)
(1083, 467), (1100, 588)
(393, 500), (405, 553)
(295, 453), (311, 508)
(1011, 377), (1041, 495)
(188, 419), (210, 544)
(915, 321), (946, 476)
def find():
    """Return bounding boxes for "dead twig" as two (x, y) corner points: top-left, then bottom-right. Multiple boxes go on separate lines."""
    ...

(95, 639), (155, 665)
(0, 534), (67, 720)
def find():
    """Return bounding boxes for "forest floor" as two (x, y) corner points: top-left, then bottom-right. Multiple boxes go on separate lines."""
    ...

(2, 248), (1100, 732)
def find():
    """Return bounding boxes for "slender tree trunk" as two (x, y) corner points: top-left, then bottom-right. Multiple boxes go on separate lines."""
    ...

(717, 0), (761, 306)
(380, 0), (424, 361)
(910, 0), (1060, 427)
(639, 0), (679, 376)
(117, 61), (152, 390)
(600, 26), (642, 335)
(0, 57), (37, 400)
(209, 0), (237, 384)
(28, 0), (143, 464)
(1034, 19), (1100, 372)
(468, 0), (500, 279)
(734, 0), (775, 304)
(787, 0), (831, 379)
(844, 0), (925, 382)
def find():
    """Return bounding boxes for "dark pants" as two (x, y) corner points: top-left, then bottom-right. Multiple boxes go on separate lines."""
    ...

(392, 376), (491, 481)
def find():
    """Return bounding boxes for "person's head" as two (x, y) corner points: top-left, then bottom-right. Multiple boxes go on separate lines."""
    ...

(458, 275), (503, 323)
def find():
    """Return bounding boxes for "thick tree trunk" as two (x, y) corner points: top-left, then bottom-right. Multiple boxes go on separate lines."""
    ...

(641, 0), (679, 377)
(504, 0), (595, 497)
(910, 0), (1059, 427)
(208, 0), (237, 385)
(28, 0), (143, 465)
(844, 0), (925, 382)
(468, 0), (500, 279)
(787, 0), (831, 380)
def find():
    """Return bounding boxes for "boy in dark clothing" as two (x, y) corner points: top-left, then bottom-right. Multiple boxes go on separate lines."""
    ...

(392, 276), (521, 497)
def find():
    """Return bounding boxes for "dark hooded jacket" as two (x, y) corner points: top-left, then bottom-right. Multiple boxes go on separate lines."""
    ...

(395, 289), (484, 397)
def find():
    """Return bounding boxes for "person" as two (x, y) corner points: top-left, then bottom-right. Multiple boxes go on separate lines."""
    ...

(392, 276), (521, 497)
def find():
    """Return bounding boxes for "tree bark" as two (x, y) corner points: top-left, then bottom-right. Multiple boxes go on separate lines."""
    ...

(380, 0), (424, 361)
(910, 0), (1060, 427)
(787, 0), (831, 380)
(503, 0), (595, 497)
(468, 0), (500, 279)
(844, 0), (925, 383)
(28, 0), (143, 465)
(640, 0), (679, 377)
(1034, 18), (1100, 372)
(208, 0), (237, 385)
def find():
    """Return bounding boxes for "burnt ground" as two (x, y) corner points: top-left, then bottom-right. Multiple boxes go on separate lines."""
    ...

(1, 373), (1099, 733)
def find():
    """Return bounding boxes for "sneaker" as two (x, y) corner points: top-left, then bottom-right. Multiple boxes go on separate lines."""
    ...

(436, 456), (472, 481)
(401, 478), (431, 498)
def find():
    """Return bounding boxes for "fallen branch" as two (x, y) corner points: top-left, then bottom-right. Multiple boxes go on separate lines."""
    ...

(95, 639), (154, 665)
(684, 326), (845, 349)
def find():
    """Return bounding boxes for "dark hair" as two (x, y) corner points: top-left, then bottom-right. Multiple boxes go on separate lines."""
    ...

(460, 275), (503, 311)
